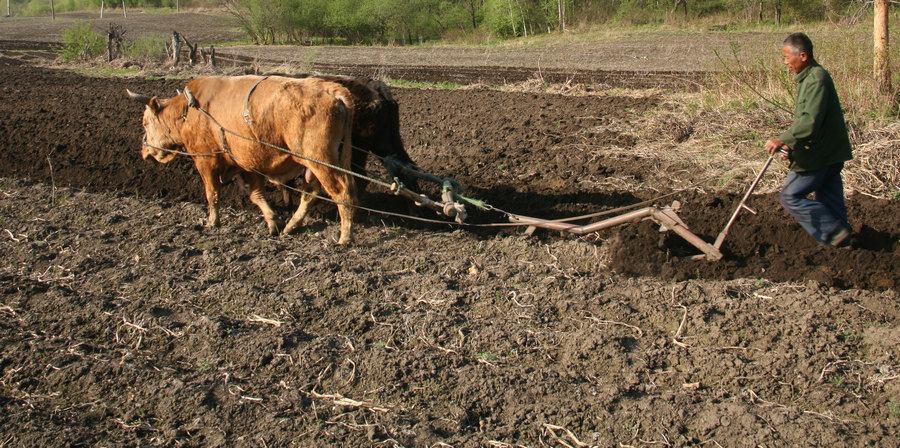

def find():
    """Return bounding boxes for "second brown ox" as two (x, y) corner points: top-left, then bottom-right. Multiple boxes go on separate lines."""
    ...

(127, 76), (357, 244)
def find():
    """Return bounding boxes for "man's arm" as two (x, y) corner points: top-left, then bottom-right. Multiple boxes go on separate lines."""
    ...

(778, 76), (830, 150)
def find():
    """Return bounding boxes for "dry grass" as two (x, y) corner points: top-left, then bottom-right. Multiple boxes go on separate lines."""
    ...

(507, 74), (899, 199)
(587, 91), (899, 199)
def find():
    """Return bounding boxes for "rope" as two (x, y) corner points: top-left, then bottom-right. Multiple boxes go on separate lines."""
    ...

(513, 178), (716, 224)
(342, 143), (718, 221)
(150, 96), (724, 231)
(193, 105), (396, 191)
(266, 173), (526, 228)
(141, 137), (227, 157)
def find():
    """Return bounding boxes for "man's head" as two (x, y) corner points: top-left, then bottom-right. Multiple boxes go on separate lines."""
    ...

(782, 32), (814, 74)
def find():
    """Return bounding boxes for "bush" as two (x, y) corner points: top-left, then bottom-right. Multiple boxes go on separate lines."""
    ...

(59, 23), (105, 62)
(123, 35), (167, 60)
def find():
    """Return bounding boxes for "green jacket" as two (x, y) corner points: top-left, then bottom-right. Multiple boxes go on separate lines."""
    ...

(778, 61), (853, 172)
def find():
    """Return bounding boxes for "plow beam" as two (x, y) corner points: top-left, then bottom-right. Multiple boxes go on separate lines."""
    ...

(391, 184), (467, 223)
(509, 203), (723, 261)
(509, 208), (653, 235)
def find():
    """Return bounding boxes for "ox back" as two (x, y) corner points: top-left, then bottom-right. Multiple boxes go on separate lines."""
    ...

(286, 74), (418, 192)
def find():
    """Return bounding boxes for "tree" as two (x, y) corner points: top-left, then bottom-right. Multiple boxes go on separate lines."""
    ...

(673, 0), (687, 18)
(458, 0), (483, 30)
(874, 0), (891, 94)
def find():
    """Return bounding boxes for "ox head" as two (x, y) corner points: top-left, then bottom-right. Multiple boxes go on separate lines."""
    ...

(126, 88), (185, 164)
(354, 79), (420, 190)
(360, 80), (408, 161)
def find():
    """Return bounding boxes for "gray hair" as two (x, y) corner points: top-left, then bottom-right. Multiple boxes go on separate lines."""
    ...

(783, 32), (814, 59)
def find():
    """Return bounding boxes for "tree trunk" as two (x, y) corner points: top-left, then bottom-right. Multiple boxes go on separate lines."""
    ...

(757, 1), (763, 22)
(775, 0), (782, 26)
(121, 0), (126, 18)
(514, 0), (526, 36)
(507, 0), (517, 36)
(7, 0), (11, 17)
(673, 0), (687, 19)
(100, 0), (104, 18)
(557, 0), (564, 32)
(49, 0), (54, 20)
(874, 0), (892, 94)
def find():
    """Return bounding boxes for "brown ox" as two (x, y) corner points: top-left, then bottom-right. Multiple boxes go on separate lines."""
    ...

(127, 76), (356, 244)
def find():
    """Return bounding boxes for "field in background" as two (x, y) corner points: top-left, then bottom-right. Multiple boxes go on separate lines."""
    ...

(6, 9), (897, 198)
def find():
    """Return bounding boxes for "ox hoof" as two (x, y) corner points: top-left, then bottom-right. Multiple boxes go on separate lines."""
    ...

(337, 235), (352, 246)
(264, 222), (280, 236)
(281, 222), (304, 237)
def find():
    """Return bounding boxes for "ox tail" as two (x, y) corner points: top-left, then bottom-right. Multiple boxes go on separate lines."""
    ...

(333, 92), (356, 200)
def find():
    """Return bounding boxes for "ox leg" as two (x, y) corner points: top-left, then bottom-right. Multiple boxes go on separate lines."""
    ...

(308, 168), (355, 245)
(198, 169), (221, 228)
(280, 185), (293, 207)
(244, 174), (280, 236)
(282, 178), (320, 236)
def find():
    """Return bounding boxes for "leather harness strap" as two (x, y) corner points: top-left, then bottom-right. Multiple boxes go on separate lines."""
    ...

(242, 76), (269, 131)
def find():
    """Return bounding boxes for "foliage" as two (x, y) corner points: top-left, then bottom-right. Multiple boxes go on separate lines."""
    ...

(10, 1), (885, 44)
(123, 35), (167, 60)
(215, 0), (879, 45)
(889, 399), (900, 418)
(59, 22), (105, 61)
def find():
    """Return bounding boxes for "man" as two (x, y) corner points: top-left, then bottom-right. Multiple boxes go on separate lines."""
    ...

(764, 32), (853, 247)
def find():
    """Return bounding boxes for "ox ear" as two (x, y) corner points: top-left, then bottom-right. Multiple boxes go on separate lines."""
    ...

(147, 96), (162, 114)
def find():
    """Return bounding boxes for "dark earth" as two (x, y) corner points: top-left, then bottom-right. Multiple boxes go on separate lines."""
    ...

(0, 39), (898, 447)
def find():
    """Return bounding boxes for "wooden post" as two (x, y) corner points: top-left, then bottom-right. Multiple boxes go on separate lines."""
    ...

(100, 0), (104, 19)
(182, 34), (198, 65)
(7, 0), (10, 18)
(874, 0), (892, 94)
(171, 30), (183, 65)
(106, 23), (124, 62)
(121, 0), (126, 18)
(49, 0), (54, 19)
(107, 29), (114, 62)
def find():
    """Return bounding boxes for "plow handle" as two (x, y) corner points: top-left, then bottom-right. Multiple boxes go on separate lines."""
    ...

(713, 153), (778, 250)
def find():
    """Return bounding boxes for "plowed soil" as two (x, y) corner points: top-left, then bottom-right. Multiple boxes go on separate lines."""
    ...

(1, 42), (898, 447)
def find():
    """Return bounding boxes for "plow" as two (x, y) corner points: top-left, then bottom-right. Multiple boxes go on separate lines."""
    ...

(376, 142), (783, 263)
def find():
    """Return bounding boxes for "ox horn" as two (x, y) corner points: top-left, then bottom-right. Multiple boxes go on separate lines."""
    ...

(125, 88), (151, 103)
(182, 86), (198, 108)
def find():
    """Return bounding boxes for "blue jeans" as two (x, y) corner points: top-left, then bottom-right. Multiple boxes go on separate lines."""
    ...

(780, 162), (849, 244)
